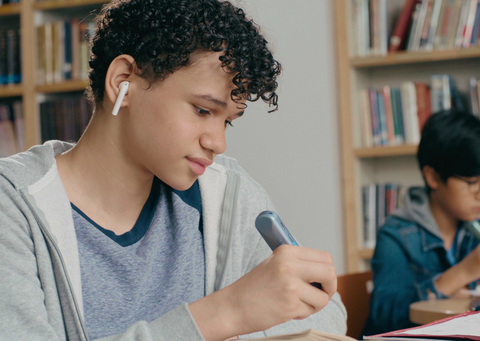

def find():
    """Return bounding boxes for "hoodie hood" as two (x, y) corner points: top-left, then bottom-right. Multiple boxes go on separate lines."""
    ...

(391, 186), (442, 239)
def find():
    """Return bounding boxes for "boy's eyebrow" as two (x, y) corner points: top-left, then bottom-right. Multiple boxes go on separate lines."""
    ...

(193, 93), (245, 116)
(193, 94), (228, 108)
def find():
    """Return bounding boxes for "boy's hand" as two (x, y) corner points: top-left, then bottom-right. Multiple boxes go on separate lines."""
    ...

(189, 245), (336, 341)
(436, 244), (480, 296)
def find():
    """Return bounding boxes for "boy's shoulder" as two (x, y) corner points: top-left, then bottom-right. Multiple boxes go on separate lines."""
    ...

(0, 141), (73, 190)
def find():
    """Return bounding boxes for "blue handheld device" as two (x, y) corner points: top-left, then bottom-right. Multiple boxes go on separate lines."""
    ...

(255, 210), (323, 290)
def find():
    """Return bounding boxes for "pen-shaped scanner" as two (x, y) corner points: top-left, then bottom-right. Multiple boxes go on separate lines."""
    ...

(255, 211), (323, 290)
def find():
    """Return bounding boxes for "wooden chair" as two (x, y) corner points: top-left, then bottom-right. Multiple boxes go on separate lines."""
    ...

(337, 271), (373, 340)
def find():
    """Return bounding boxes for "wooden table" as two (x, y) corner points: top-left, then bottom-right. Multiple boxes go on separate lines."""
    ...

(410, 297), (473, 325)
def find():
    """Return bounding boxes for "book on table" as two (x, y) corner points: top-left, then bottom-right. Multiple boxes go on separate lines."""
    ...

(364, 310), (480, 341)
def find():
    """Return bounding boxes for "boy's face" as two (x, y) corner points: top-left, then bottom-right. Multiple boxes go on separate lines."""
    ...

(435, 176), (480, 222)
(124, 51), (245, 191)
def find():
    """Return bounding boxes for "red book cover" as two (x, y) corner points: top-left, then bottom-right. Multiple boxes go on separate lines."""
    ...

(415, 82), (432, 134)
(389, 0), (422, 52)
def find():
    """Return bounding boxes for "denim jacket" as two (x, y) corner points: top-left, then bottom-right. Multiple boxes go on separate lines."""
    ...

(362, 187), (480, 336)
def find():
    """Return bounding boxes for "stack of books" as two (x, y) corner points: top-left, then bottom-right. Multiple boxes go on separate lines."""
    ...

(0, 101), (23, 158)
(362, 183), (406, 248)
(351, 0), (480, 57)
(359, 74), (465, 147)
(40, 96), (92, 143)
(36, 20), (95, 85)
(0, 29), (21, 86)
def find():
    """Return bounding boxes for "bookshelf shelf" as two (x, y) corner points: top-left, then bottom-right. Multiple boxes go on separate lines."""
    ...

(359, 248), (374, 260)
(354, 145), (418, 158)
(36, 80), (88, 94)
(0, 3), (21, 16)
(34, 0), (108, 10)
(0, 84), (23, 98)
(351, 48), (480, 68)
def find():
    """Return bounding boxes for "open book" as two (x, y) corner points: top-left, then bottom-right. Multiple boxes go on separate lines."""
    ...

(245, 329), (357, 341)
(364, 310), (480, 341)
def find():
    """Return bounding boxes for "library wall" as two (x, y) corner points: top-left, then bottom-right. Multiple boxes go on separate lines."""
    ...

(226, 0), (346, 273)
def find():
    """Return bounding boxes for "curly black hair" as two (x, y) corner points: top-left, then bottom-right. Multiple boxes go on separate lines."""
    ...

(87, 0), (281, 112)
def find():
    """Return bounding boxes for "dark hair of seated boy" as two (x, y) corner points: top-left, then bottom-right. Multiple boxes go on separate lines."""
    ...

(363, 109), (480, 335)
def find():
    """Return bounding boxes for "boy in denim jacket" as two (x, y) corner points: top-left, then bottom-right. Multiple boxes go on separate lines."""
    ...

(363, 110), (480, 335)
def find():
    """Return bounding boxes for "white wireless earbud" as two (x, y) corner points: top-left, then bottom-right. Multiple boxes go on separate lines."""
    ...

(111, 81), (130, 116)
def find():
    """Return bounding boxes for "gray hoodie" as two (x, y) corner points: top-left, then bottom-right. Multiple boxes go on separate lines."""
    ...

(391, 187), (443, 239)
(0, 141), (346, 341)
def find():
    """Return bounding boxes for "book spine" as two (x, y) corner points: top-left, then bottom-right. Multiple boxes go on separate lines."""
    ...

(455, 0), (470, 48)
(419, 0), (436, 50)
(470, 77), (479, 115)
(0, 31), (6, 85)
(426, 0), (444, 50)
(369, 88), (382, 146)
(63, 21), (72, 80)
(462, 0), (478, 47)
(470, 0), (480, 44)
(445, 0), (464, 48)
(382, 86), (396, 145)
(391, 88), (406, 144)
(434, 0), (451, 49)
(360, 89), (374, 147)
(415, 83), (432, 134)
(389, 0), (420, 52)
(407, 3), (422, 50)
(376, 91), (388, 145)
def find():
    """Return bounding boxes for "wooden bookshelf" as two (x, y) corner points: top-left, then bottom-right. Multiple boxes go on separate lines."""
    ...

(354, 145), (418, 158)
(351, 48), (480, 68)
(0, 84), (23, 97)
(359, 248), (374, 260)
(334, 0), (479, 272)
(36, 80), (88, 94)
(0, 0), (107, 148)
(0, 3), (21, 16)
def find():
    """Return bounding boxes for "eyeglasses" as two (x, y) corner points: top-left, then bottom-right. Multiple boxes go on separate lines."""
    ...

(453, 175), (480, 194)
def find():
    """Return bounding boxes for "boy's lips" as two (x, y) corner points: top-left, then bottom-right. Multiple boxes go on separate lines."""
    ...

(187, 157), (213, 176)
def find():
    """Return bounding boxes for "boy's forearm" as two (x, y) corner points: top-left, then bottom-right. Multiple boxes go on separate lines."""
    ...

(435, 252), (480, 296)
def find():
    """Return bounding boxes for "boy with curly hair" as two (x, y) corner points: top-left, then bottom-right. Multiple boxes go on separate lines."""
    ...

(0, 1), (346, 340)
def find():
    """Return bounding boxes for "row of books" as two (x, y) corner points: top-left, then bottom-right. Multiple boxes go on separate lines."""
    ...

(0, 101), (24, 158)
(40, 96), (92, 143)
(359, 74), (465, 147)
(0, 29), (21, 85)
(351, 0), (480, 57)
(36, 20), (95, 85)
(362, 183), (406, 248)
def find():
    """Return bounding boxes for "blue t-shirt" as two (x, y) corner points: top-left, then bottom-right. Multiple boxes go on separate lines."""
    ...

(72, 178), (205, 339)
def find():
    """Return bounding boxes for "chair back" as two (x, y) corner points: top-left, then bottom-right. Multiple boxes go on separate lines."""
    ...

(336, 271), (373, 340)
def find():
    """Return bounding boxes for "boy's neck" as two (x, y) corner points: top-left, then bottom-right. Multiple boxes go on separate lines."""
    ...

(429, 194), (459, 249)
(55, 111), (155, 235)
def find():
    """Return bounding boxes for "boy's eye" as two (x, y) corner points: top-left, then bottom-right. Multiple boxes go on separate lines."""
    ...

(196, 107), (210, 116)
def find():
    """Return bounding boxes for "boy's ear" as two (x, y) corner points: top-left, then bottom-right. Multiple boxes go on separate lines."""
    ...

(423, 166), (442, 190)
(104, 54), (136, 109)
